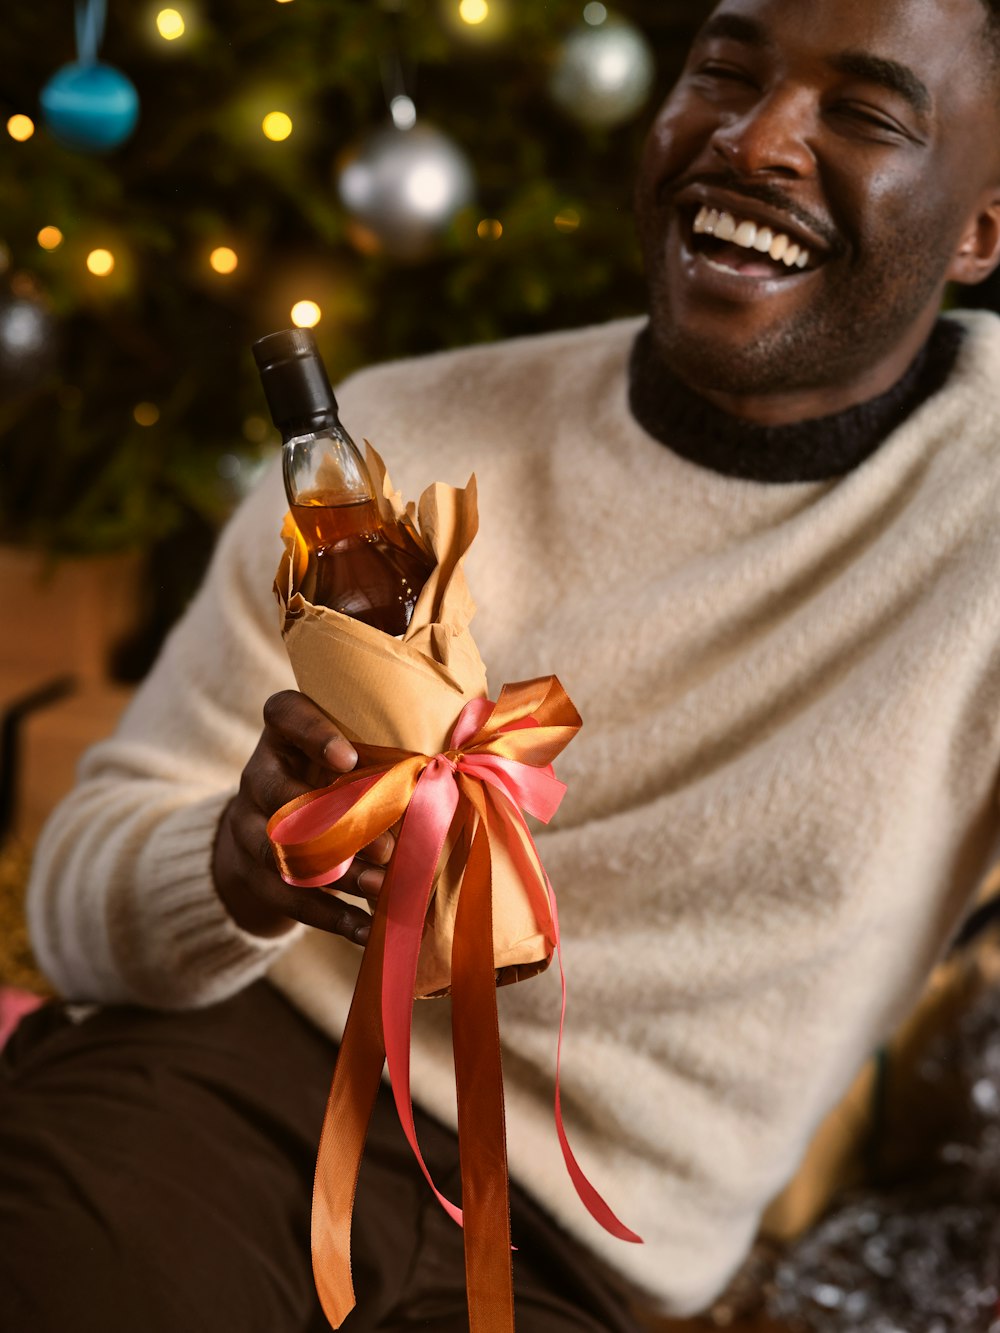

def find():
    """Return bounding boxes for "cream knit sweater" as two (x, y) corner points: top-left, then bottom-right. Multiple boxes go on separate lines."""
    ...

(27, 311), (1000, 1314)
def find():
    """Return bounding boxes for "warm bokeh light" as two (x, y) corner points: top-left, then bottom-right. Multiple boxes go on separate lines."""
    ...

(290, 300), (321, 328)
(243, 415), (269, 442)
(156, 8), (185, 39)
(86, 248), (116, 276)
(477, 218), (503, 240)
(10, 271), (39, 299)
(262, 111), (293, 141)
(7, 114), (35, 142)
(459, 0), (489, 23)
(209, 246), (239, 274)
(37, 226), (64, 251)
(133, 402), (160, 426)
(554, 208), (581, 233)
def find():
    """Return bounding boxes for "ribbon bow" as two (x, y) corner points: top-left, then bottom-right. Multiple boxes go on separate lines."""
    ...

(268, 676), (640, 1333)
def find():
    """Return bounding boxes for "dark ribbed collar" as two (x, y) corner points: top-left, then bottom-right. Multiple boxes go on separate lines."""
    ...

(628, 319), (965, 484)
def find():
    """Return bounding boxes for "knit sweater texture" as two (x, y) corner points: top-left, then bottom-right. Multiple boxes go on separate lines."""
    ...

(27, 311), (1000, 1314)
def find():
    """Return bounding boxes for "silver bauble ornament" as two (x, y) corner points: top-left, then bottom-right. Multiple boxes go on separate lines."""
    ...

(550, 17), (656, 129)
(337, 123), (475, 260)
(0, 294), (58, 391)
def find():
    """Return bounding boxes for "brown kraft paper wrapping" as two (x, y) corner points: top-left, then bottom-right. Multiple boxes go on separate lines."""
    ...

(273, 444), (553, 997)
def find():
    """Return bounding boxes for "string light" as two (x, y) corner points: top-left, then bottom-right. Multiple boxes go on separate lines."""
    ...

(477, 218), (503, 240)
(37, 226), (64, 251)
(9, 272), (39, 299)
(7, 114), (35, 142)
(583, 2), (607, 24)
(209, 246), (239, 274)
(290, 300), (321, 328)
(133, 402), (160, 426)
(554, 208), (581, 233)
(155, 8), (185, 39)
(242, 415), (269, 442)
(86, 248), (115, 277)
(449, 0), (507, 40)
(459, 0), (489, 23)
(262, 111), (293, 141)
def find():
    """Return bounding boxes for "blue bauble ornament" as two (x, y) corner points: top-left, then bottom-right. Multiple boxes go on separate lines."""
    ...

(40, 62), (139, 152)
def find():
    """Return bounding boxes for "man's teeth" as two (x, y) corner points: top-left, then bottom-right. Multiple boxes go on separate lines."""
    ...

(693, 206), (811, 270)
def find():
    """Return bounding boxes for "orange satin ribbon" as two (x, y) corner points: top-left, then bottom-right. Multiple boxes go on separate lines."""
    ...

(268, 676), (640, 1332)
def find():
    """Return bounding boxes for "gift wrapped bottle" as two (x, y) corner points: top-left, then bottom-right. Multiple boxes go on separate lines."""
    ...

(253, 328), (433, 635)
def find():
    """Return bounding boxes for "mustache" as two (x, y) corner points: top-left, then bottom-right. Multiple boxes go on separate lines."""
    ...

(661, 169), (845, 256)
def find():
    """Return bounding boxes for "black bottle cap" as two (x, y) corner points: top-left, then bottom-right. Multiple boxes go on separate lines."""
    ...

(252, 328), (339, 436)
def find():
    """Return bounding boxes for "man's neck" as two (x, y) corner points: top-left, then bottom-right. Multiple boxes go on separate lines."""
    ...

(628, 318), (965, 485)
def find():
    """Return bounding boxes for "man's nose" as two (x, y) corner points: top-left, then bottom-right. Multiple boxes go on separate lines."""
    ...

(710, 89), (816, 178)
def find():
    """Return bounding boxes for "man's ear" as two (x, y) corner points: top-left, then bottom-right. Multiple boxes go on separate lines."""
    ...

(949, 191), (1000, 285)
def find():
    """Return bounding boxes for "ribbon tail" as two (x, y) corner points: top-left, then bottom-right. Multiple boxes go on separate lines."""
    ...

(482, 782), (642, 1245)
(311, 897), (390, 1326)
(452, 793), (516, 1333)
(382, 760), (465, 1224)
(546, 872), (643, 1246)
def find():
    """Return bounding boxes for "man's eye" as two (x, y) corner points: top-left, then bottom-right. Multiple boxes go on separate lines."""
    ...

(833, 103), (905, 135)
(696, 62), (755, 85)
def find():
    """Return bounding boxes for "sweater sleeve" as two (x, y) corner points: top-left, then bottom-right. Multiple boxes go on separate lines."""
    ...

(26, 459), (306, 1008)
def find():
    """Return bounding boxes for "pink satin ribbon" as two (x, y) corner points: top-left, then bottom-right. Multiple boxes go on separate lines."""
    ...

(268, 678), (640, 1330)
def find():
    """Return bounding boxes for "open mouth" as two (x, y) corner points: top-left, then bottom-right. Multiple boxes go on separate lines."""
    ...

(686, 204), (823, 279)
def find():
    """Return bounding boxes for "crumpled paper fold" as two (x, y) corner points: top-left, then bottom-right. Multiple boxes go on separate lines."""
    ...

(273, 443), (553, 997)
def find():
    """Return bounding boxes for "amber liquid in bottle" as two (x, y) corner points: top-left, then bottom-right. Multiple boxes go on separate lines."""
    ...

(291, 491), (432, 636)
(253, 327), (432, 635)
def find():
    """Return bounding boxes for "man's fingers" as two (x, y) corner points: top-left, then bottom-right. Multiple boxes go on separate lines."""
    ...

(243, 801), (388, 902)
(356, 865), (385, 901)
(262, 690), (358, 773)
(293, 888), (372, 944)
(362, 830), (395, 866)
(254, 866), (372, 944)
(241, 758), (315, 821)
(331, 857), (385, 904)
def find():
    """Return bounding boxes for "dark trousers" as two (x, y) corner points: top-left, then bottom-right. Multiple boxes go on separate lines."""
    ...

(0, 980), (648, 1332)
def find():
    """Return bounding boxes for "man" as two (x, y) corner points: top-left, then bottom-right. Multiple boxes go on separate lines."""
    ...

(5, 0), (1000, 1327)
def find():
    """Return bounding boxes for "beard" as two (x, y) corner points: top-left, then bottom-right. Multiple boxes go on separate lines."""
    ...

(647, 220), (957, 403)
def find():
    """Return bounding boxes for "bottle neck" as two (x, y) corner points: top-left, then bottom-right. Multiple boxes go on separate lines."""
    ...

(279, 409), (342, 443)
(281, 415), (374, 509)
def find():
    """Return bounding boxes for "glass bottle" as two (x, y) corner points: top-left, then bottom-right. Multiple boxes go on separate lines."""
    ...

(252, 328), (433, 635)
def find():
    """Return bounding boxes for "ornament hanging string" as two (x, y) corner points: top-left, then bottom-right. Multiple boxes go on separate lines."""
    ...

(75, 0), (106, 67)
(41, 0), (139, 152)
(379, 22), (418, 129)
(379, 49), (414, 112)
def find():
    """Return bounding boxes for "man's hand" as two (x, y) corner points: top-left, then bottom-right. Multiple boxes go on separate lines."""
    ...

(212, 690), (392, 943)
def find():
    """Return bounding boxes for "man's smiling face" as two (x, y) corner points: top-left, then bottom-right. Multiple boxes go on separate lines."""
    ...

(635, 0), (1000, 422)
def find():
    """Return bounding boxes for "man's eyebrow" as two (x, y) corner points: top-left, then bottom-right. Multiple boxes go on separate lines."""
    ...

(694, 17), (934, 120)
(695, 14), (772, 50)
(829, 51), (933, 117)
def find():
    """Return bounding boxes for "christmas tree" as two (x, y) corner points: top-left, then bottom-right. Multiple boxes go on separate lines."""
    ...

(0, 0), (708, 669)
